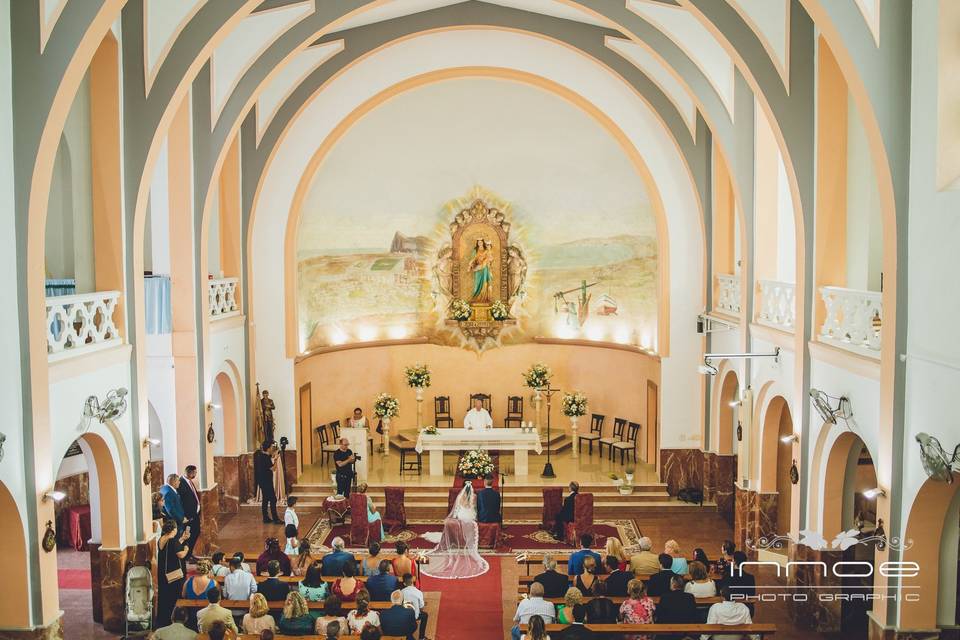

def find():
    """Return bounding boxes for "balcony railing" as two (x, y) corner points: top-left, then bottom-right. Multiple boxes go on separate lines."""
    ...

(208, 278), (239, 318)
(757, 280), (796, 332)
(715, 273), (741, 315)
(819, 286), (882, 356)
(46, 291), (122, 359)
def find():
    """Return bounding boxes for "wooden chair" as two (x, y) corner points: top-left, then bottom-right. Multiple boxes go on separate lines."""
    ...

(578, 413), (604, 455)
(382, 487), (407, 534)
(349, 492), (381, 545)
(316, 424), (338, 466)
(469, 393), (493, 423)
(598, 418), (626, 458)
(564, 492), (594, 547)
(434, 396), (453, 428)
(612, 421), (641, 463)
(504, 395), (523, 428)
(398, 441), (422, 476)
(329, 420), (341, 440)
(541, 486), (563, 532)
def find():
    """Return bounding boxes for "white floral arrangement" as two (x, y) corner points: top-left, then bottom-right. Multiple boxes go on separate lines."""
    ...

(522, 363), (552, 389)
(490, 299), (509, 321)
(450, 299), (472, 321)
(458, 448), (494, 477)
(374, 393), (399, 418)
(561, 391), (588, 417)
(422, 425), (439, 435)
(404, 363), (431, 388)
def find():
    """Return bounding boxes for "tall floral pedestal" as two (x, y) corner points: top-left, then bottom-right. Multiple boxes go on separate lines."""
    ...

(415, 387), (424, 429)
(381, 417), (391, 456)
(569, 415), (579, 458)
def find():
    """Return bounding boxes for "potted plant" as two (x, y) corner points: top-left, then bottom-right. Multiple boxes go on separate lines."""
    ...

(490, 299), (509, 321)
(624, 466), (635, 485)
(450, 299), (472, 321)
(608, 472), (624, 487)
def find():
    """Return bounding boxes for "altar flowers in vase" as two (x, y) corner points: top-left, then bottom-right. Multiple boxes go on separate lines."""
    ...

(458, 449), (495, 479)
(404, 364), (431, 388)
(450, 298), (472, 321)
(374, 393), (399, 419)
(522, 363), (552, 390)
(561, 391), (588, 417)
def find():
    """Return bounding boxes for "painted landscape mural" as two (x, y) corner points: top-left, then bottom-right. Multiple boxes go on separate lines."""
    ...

(296, 78), (658, 352)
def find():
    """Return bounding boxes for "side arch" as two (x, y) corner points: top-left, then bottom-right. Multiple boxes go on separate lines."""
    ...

(0, 482), (29, 628)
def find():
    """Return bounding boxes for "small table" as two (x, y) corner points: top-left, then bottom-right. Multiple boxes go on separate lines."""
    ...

(415, 428), (543, 476)
(323, 496), (350, 525)
(60, 504), (91, 551)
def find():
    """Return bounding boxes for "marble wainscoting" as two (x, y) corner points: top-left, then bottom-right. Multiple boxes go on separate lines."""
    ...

(733, 485), (778, 558)
(90, 537), (157, 634)
(703, 453), (736, 525)
(238, 452), (256, 503)
(214, 455), (241, 514)
(147, 460), (164, 495)
(282, 449), (297, 495)
(195, 487), (221, 555)
(0, 618), (64, 640)
(88, 543), (103, 624)
(787, 544), (842, 632)
(868, 622), (943, 640)
(660, 448), (704, 496)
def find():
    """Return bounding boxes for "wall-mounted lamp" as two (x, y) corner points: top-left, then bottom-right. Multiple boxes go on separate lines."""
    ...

(206, 402), (221, 411)
(80, 388), (129, 433)
(728, 400), (741, 408)
(142, 437), (161, 448)
(43, 490), (66, 502)
(780, 434), (799, 444)
(809, 389), (853, 425)
(863, 487), (886, 499)
(699, 348), (781, 376)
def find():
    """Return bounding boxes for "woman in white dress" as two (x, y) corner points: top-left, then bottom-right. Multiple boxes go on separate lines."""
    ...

(421, 483), (490, 579)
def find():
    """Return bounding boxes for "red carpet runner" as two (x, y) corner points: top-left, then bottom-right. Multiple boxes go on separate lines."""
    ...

(420, 556), (503, 640)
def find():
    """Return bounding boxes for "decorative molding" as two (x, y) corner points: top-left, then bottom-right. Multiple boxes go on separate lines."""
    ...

(808, 340), (880, 381)
(294, 337), (430, 363)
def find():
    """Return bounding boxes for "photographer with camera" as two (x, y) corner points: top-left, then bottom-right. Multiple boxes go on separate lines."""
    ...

(334, 438), (358, 497)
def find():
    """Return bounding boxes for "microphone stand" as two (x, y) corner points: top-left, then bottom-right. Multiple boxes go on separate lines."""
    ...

(541, 385), (557, 478)
(499, 472), (505, 524)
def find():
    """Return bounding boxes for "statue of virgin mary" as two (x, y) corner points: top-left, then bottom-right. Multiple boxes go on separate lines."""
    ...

(468, 239), (494, 303)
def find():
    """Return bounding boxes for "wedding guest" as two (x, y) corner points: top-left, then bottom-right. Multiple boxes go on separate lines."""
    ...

(177, 465), (202, 558)
(603, 537), (629, 572)
(160, 475), (187, 534)
(362, 541), (387, 576)
(714, 540), (736, 577)
(294, 540), (318, 576)
(299, 562), (329, 602)
(347, 592), (381, 634)
(520, 614), (550, 640)
(182, 559), (215, 600)
(332, 562), (363, 601)
(646, 554), (676, 597)
(284, 496), (300, 528)
(255, 441), (281, 524)
(400, 573), (429, 640)
(693, 547), (711, 567)
(584, 579), (618, 624)
(534, 555), (570, 598)
(664, 539), (689, 575)
(720, 551), (756, 615)
(257, 537), (292, 576)
(278, 591), (315, 635)
(618, 579), (655, 639)
(156, 519), (190, 627)
(568, 534), (601, 576)
(324, 621), (342, 640)
(153, 607), (197, 640)
(357, 482), (384, 540)
(629, 537), (661, 576)
(684, 561), (717, 598)
(560, 605), (594, 640)
(556, 587), (583, 624)
(243, 593), (278, 635)
(574, 556), (599, 595)
(552, 482), (579, 540)
(360, 628), (383, 640)
(210, 552), (230, 578)
(392, 541), (418, 582)
(232, 551), (252, 573)
(205, 621), (231, 640)
(196, 588), (238, 634)
(315, 594), (349, 636)
(223, 557), (258, 601)
(379, 590), (418, 640)
(284, 523), (300, 555)
(511, 582), (556, 640)
(603, 555), (632, 597)
(367, 559), (400, 601)
(655, 575), (699, 625)
(702, 587), (754, 639)
(322, 537), (356, 576)
(258, 560), (291, 602)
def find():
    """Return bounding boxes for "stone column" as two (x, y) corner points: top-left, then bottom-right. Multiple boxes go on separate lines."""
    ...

(194, 487), (221, 556)
(238, 452), (256, 504)
(97, 547), (128, 633)
(88, 543), (103, 624)
(0, 617), (64, 640)
(214, 455), (241, 514)
(787, 544), (842, 632)
(714, 454), (736, 525)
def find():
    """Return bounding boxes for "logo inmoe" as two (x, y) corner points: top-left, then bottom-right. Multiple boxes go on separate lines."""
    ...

(734, 561), (919, 579)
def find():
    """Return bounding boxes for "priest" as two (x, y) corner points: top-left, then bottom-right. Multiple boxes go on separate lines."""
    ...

(464, 397), (493, 430)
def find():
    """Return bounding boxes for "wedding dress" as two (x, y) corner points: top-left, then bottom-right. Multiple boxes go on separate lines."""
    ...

(420, 484), (490, 579)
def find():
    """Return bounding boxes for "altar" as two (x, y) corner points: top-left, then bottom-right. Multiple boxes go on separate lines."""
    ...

(414, 428), (543, 476)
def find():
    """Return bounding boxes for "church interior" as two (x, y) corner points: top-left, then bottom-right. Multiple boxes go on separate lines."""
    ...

(1, 1), (958, 639)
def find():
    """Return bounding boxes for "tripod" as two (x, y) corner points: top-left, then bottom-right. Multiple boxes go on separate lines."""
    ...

(541, 385), (558, 478)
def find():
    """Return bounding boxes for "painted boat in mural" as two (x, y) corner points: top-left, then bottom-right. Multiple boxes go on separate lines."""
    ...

(597, 293), (618, 316)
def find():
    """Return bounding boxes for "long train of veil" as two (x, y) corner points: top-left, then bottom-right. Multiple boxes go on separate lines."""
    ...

(420, 484), (489, 579)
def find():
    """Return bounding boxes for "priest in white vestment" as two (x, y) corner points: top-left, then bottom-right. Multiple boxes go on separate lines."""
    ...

(464, 398), (493, 430)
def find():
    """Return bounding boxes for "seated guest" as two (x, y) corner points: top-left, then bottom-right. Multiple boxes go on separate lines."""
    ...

(197, 588), (238, 634)
(477, 475), (502, 523)
(368, 559), (400, 601)
(362, 541), (387, 576)
(182, 559), (215, 599)
(257, 538), (292, 576)
(284, 523), (300, 555)
(721, 551), (756, 615)
(315, 594), (349, 636)
(360, 628), (383, 640)
(702, 587), (753, 639)
(655, 575), (699, 625)
(223, 557), (258, 601)
(556, 587), (583, 624)
(646, 553), (676, 597)
(232, 551), (252, 573)
(153, 607), (198, 639)
(400, 572), (429, 640)
(278, 591), (314, 635)
(552, 482), (579, 540)
(584, 579), (617, 624)
(629, 536), (661, 576)
(685, 561), (717, 598)
(664, 539), (689, 575)
(560, 604), (594, 640)
(260, 631), (274, 640)
(242, 593), (278, 635)
(603, 555), (632, 597)
(210, 552), (230, 578)
(714, 540), (736, 577)
(568, 533), (602, 576)
(357, 482), (384, 540)
(380, 590), (418, 640)
(574, 556), (599, 596)
(299, 562), (329, 602)
(324, 620), (342, 640)
(534, 555), (570, 598)
(205, 621), (232, 640)
(603, 537), (629, 572)
(618, 579), (655, 630)
(392, 541), (418, 582)
(332, 562), (363, 601)
(693, 547), (711, 567)
(347, 592), (381, 634)
(322, 536), (356, 576)
(294, 540), (318, 576)
(258, 560), (291, 602)
(520, 614), (550, 640)
(285, 496), (300, 528)
(511, 582), (556, 640)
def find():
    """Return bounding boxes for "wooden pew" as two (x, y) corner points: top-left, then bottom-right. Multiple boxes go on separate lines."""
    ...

(535, 596), (723, 606)
(518, 623), (778, 636)
(198, 635), (407, 640)
(176, 598), (393, 612)
(516, 554), (701, 575)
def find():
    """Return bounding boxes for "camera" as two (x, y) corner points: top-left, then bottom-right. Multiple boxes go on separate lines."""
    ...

(354, 454), (362, 461)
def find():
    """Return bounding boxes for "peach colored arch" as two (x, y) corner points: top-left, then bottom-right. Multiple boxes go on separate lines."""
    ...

(279, 67), (673, 360)
(0, 481), (29, 628)
(712, 366), (740, 455)
(75, 431), (122, 548)
(212, 358), (243, 455)
(752, 378), (794, 492)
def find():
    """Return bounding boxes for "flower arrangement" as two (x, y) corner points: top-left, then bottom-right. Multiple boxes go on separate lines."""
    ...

(404, 363), (431, 388)
(450, 299), (472, 321)
(422, 425), (439, 435)
(561, 391), (588, 417)
(490, 299), (509, 321)
(458, 448), (495, 478)
(374, 393), (399, 418)
(522, 363), (552, 389)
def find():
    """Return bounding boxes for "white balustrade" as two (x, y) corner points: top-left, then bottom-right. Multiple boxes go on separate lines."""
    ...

(757, 280), (796, 331)
(819, 286), (882, 356)
(46, 291), (122, 358)
(715, 273), (741, 315)
(208, 277), (239, 317)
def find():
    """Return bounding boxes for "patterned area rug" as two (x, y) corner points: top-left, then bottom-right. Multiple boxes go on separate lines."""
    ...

(305, 518), (642, 555)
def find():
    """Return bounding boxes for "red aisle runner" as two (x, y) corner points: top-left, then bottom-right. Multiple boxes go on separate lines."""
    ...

(420, 556), (503, 640)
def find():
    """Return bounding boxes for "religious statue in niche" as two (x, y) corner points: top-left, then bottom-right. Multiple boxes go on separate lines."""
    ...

(433, 197), (527, 349)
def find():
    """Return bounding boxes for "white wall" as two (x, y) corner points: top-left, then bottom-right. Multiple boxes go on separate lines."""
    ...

(207, 187), (220, 278)
(845, 94), (882, 292)
(775, 150), (796, 283)
(207, 319), (247, 452)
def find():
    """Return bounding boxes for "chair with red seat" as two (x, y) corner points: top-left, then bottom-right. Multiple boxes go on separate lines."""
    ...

(349, 492), (382, 545)
(564, 492), (594, 547)
(541, 487), (562, 532)
(383, 486), (407, 535)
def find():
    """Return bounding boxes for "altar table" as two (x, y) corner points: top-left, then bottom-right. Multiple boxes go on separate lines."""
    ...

(414, 428), (542, 476)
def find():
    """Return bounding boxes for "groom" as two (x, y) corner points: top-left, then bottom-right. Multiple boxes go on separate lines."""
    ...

(476, 475), (501, 523)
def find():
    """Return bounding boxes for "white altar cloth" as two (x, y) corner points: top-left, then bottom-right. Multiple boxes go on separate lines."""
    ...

(415, 428), (543, 476)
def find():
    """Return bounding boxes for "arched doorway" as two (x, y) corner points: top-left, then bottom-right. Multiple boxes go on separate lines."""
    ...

(0, 482), (29, 628)
(717, 369), (739, 455)
(760, 395), (794, 538)
(212, 369), (239, 456)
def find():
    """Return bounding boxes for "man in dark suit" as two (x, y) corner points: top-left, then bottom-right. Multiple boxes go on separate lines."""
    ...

(254, 441), (281, 524)
(476, 475), (501, 523)
(380, 590), (418, 640)
(559, 604), (594, 640)
(655, 575), (699, 624)
(159, 474), (187, 534)
(367, 560), (400, 601)
(552, 481), (579, 540)
(257, 560), (290, 602)
(721, 551), (756, 614)
(646, 553), (676, 597)
(602, 555), (632, 597)
(321, 537), (356, 576)
(533, 555), (570, 598)
(177, 465), (201, 558)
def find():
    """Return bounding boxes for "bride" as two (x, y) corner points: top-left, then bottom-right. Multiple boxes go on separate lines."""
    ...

(420, 484), (489, 579)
